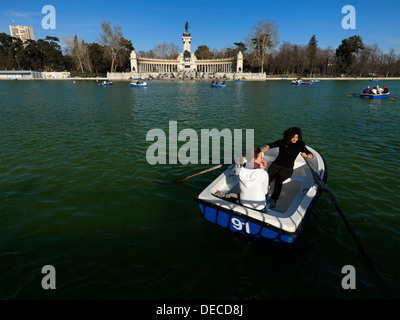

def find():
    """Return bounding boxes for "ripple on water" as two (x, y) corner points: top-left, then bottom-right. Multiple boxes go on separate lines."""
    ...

(1, 80), (400, 299)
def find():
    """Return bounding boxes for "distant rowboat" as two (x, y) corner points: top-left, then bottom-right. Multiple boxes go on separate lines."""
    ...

(130, 80), (147, 87)
(211, 82), (226, 87)
(360, 93), (389, 99)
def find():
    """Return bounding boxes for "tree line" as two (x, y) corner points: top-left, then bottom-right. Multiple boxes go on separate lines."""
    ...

(265, 34), (400, 77)
(0, 21), (133, 75)
(1, 19), (400, 77)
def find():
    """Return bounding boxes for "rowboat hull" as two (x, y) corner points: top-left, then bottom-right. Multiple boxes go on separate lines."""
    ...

(130, 83), (147, 87)
(211, 84), (226, 87)
(360, 93), (389, 99)
(196, 146), (327, 245)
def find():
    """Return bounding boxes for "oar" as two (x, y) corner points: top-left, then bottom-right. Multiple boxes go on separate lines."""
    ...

(161, 163), (227, 185)
(347, 93), (360, 97)
(304, 158), (394, 297)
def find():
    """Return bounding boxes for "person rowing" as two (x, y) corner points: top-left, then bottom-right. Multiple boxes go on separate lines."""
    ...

(261, 127), (313, 208)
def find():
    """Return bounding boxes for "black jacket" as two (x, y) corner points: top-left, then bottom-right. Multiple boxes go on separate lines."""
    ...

(266, 140), (312, 168)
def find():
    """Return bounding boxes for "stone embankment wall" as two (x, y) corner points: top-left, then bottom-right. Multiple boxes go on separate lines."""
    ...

(107, 72), (266, 81)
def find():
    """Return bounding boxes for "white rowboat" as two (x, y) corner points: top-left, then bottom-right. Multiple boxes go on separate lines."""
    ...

(195, 146), (327, 244)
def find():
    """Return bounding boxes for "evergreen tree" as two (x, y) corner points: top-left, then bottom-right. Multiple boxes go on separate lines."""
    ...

(336, 35), (364, 75)
(307, 35), (318, 75)
(194, 45), (213, 59)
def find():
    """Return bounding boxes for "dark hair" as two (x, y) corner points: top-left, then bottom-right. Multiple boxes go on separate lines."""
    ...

(245, 147), (262, 165)
(283, 127), (303, 143)
(253, 147), (262, 159)
(245, 147), (262, 159)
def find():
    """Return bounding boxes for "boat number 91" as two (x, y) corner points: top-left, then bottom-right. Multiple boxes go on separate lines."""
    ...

(231, 218), (251, 233)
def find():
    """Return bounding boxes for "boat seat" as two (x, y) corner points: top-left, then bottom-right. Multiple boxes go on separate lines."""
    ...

(213, 190), (271, 213)
(212, 191), (240, 204)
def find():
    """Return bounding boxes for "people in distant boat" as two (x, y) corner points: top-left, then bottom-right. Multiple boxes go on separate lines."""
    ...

(363, 86), (371, 94)
(261, 127), (313, 209)
(376, 85), (384, 94)
(238, 148), (269, 211)
(383, 85), (389, 94)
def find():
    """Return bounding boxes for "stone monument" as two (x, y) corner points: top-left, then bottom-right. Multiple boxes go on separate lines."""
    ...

(182, 21), (192, 64)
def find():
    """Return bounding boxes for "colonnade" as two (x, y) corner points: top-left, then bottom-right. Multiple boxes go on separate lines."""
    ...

(131, 50), (243, 74)
(135, 59), (235, 73)
(196, 63), (235, 73)
(138, 62), (178, 73)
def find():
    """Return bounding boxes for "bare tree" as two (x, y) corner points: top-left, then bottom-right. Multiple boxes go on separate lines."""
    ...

(99, 21), (122, 72)
(80, 39), (92, 73)
(152, 42), (180, 59)
(382, 48), (397, 77)
(138, 50), (155, 59)
(115, 37), (134, 72)
(246, 19), (279, 73)
(62, 35), (92, 73)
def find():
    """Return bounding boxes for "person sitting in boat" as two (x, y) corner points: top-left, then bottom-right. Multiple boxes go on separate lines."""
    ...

(376, 85), (383, 94)
(363, 86), (371, 94)
(371, 87), (378, 94)
(261, 127), (313, 209)
(383, 85), (389, 94)
(238, 148), (269, 211)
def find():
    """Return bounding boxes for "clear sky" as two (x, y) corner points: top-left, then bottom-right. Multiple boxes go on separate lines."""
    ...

(1, 0), (400, 54)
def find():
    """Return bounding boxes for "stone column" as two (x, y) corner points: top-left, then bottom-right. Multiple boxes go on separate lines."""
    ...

(130, 51), (138, 72)
(236, 51), (243, 73)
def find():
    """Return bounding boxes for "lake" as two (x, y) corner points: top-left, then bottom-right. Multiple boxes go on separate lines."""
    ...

(0, 79), (399, 300)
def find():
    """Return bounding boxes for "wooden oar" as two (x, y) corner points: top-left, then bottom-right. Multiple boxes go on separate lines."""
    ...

(161, 163), (227, 185)
(304, 158), (394, 297)
(347, 93), (360, 97)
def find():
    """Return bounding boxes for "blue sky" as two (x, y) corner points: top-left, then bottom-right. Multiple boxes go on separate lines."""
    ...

(1, 0), (400, 54)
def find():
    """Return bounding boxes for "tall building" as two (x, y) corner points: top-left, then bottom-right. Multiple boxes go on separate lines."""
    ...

(9, 25), (35, 42)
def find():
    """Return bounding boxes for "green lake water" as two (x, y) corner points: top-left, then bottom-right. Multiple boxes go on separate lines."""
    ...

(0, 79), (399, 299)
